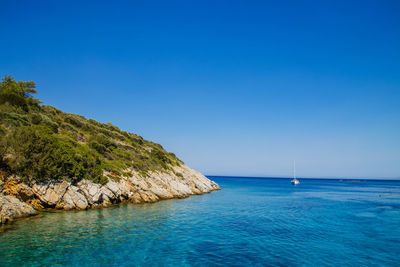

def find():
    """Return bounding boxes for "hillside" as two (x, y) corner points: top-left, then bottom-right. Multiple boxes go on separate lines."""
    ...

(0, 76), (219, 224)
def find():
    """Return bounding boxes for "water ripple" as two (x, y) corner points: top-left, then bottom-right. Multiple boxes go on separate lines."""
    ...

(1, 177), (400, 266)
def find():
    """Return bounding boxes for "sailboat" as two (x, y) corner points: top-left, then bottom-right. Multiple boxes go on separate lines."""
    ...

(291, 160), (300, 185)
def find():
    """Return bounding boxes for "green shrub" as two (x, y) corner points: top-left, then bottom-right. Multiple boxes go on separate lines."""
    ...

(0, 75), (186, 184)
(64, 114), (86, 128)
(132, 159), (147, 172)
(4, 125), (103, 183)
(150, 149), (171, 164)
(138, 171), (148, 177)
(41, 105), (61, 116)
(89, 140), (107, 154)
(0, 111), (29, 127)
(30, 113), (42, 124)
(60, 122), (77, 132)
(122, 171), (133, 177)
(91, 174), (108, 185)
(106, 122), (120, 132)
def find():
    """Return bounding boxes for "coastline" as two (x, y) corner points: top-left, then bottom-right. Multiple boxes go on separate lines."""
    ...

(0, 164), (220, 225)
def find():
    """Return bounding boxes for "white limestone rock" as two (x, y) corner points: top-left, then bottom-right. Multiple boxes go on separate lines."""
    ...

(32, 181), (69, 206)
(0, 194), (38, 224)
(56, 185), (88, 210)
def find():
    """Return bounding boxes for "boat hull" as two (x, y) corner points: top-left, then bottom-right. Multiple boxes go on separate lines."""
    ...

(291, 179), (300, 185)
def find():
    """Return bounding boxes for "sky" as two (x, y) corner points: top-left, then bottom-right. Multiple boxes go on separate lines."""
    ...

(1, 0), (399, 178)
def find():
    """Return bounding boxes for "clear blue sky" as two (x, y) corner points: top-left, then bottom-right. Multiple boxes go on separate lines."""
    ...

(1, 0), (399, 178)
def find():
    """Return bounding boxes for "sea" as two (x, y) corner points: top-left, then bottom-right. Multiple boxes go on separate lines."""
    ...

(1, 176), (399, 266)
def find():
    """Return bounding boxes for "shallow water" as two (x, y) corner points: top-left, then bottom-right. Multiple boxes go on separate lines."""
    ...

(1, 177), (400, 266)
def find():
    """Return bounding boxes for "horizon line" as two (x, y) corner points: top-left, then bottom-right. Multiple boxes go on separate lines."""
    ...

(205, 175), (400, 181)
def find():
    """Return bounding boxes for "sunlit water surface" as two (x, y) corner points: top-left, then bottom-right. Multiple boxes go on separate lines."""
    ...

(1, 177), (400, 266)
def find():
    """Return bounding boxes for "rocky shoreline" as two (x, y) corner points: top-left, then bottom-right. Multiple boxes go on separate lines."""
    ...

(0, 165), (219, 225)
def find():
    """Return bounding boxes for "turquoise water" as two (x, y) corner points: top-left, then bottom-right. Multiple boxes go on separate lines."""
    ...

(1, 177), (400, 266)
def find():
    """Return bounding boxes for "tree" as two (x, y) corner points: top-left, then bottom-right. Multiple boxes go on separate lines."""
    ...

(0, 75), (42, 110)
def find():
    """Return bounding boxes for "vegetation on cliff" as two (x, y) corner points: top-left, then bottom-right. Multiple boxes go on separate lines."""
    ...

(0, 76), (182, 185)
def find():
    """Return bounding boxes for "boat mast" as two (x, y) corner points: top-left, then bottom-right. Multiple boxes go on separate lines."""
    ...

(294, 160), (296, 180)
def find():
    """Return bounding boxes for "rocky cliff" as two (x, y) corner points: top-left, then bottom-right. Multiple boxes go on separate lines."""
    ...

(0, 164), (219, 224)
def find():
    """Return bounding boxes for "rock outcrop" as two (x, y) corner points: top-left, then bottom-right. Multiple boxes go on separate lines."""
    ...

(0, 164), (219, 224)
(0, 195), (38, 224)
(55, 185), (88, 210)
